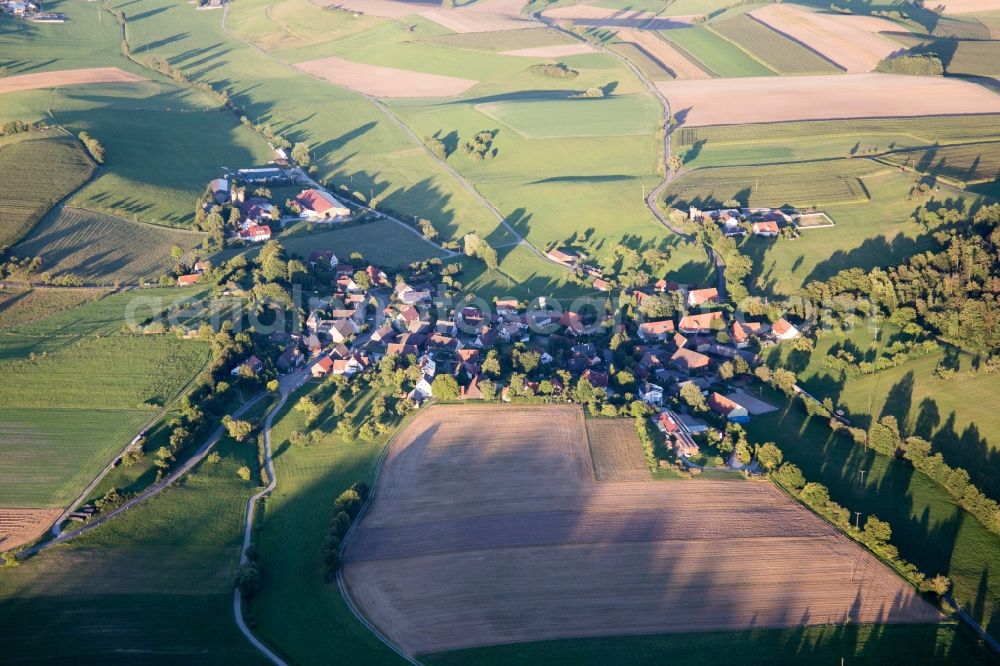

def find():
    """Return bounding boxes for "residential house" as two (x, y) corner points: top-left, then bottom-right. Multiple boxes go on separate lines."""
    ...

(639, 381), (664, 406)
(581, 369), (609, 390)
(239, 224), (272, 243)
(400, 290), (432, 306)
(670, 347), (711, 373)
(637, 319), (675, 342)
(592, 278), (612, 292)
(773, 318), (800, 340)
(386, 342), (419, 358)
(752, 220), (780, 237)
(678, 311), (725, 335)
(687, 287), (719, 308)
(231, 355), (264, 377)
(370, 326), (396, 345)
(295, 189), (351, 220)
(427, 334), (461, 354)
(460, 375), (484, 400)
(409, 376), (434, 403)
(311, 356), (334, 377)
(302, 334), (322, 355)
(495, 299), (519, 316)
(418, 354), (437, 377)
(177, 274), (200, 286)
(308, 250), (338, 269)
(277, 346), (303, 372)
(708, 392), (750, 424)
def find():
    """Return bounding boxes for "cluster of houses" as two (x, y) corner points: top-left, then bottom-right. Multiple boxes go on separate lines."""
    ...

(241, 243), (803, 465)
(689, 207), (795, 238)
(2, 0), (63, 20)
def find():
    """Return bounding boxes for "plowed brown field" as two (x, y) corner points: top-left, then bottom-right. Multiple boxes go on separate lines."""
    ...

(342, 405), (941, 656)
(0, 68), (146, 95)
(585, 418), (650, 480)
(0, 508), (61, 552)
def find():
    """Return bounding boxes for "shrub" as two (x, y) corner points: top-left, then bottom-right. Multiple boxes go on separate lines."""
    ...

(875, 54), (944, 76)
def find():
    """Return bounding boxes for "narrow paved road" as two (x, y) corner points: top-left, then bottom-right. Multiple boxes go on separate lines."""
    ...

(18, 392), (269, 560)
(232, 366), (310, 666)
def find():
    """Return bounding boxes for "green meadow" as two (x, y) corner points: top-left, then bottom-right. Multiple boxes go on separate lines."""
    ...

(660, 25), (775, 78)
(0, 335), (210, 507)
(476, 94), (660, 139)
(0, 434), (269, 664)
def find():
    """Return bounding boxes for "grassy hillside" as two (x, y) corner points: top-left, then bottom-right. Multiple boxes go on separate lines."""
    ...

(0, 434), (269, 663)
(0, 135), (95, 249)
(10, 207), (206, 284)
(0, 335), (210, 507)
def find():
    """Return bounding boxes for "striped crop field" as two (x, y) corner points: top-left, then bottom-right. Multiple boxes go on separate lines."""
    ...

(709, 14), (842, 75)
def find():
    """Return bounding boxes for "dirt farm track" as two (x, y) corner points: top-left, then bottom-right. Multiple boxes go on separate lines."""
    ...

(342, 406), (940, 656)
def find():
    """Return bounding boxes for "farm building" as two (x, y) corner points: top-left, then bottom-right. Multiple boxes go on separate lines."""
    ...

(296, 189), (351, 220)
(209, 178), (229, 203)
(687, 287), (719, 307)
(236, 167), (290, 184)
(752, 220), (780, 236)
(177, 273), (200, 286)
(708, 392), (750, 424)
(546, 248), (578, 267)
(773, 318), (800, 340)
(731, 320), (767, 348)
(637, 319), (676, 341)
(679, 311), (724, 334)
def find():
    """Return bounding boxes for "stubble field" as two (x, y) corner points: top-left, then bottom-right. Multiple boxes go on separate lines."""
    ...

(342, 405), (940, 657)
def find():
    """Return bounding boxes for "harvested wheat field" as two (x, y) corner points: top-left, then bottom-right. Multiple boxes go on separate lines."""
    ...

(585, 418), (651, 481)
(543, 4), (695, 29)
(751, 4), (899, 72)
(314, 0), (436, 18)
(293, 56), (478, 97)
(421, 0), (536, 32)
(658, 73), (1000, 127)
(616, 28), (709, 79)
(501, 43), (596, 58)
(0, 67), (146, 96)
(0, 508), (61, 552)
(342, 405), (940, 656)
(939, 0), (1000, 14)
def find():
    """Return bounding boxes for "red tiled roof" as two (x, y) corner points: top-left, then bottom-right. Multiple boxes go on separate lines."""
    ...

(688, 287), (719, 305)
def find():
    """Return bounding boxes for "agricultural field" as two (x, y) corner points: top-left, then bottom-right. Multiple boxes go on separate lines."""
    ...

(10, 207), (206, 284)
(342, 405), (938, 657)
(0, 286), (110, 331)
(0, 433), (269, 664)
(606, 41), (675, 80)
(475, 93), (660, 139)
(745, 386), (1000, 640)
(664, 158), (879, 209)
(708, 14), (842, 75)
(0, 135), (96, 249)
(886, 33), (1000, 78)
(659, 25), (776, 78)
(881, 141), (1000, 188)
(585, 418), (650, 481)
(0, 335), (210, 508)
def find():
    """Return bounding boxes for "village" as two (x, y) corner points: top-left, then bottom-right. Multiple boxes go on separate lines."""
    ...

(198, 217), (807, 474)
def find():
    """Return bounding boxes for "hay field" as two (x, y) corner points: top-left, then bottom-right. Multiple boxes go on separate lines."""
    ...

(501, 44), (596, 57)
(750, 5), (898, 73)
(0, 509), (61, 552)
(476, 93), (659, 138)
(0, 67), (145, 95)
(293, 55), (479, 97)
(657, 74), (1000, 127)
(0, 287), (110, 331)
(615, 28), (709, 79)
(585, 418), (650, 481)
(10, 207), (206, 284)
(881, 141), (1000, 184)
(342, 405), (940, 656)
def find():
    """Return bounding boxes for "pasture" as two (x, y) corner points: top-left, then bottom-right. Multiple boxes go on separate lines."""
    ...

(0, 435), (269, 663)
(659, 25), (776, 78)
(708, 14), (842, 75)
(0, 335), (210, 507)
(10, 207), (206, 284)
(657, 74), (1000, 127)
(0, 136), (95, 249)
(745, 386), (1000, 640)
(343, 405), (938, 656)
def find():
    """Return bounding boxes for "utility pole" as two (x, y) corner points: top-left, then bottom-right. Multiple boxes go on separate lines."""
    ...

(854, 511), (862, 530)
(859, 469), (867, 488)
